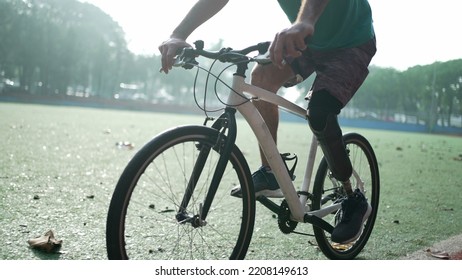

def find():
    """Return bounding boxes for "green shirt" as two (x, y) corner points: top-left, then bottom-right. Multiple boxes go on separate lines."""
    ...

(277, 0), (375, 50)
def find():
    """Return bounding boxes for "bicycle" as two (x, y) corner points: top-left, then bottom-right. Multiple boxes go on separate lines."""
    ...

(106, 40), (380, 260)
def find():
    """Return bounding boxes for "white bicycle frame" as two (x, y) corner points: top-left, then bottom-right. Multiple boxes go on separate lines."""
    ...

(227, 75), (343, 222)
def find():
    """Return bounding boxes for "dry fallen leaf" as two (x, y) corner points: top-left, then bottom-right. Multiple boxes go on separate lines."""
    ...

(28, 230), (62, 253)
(426, 248), (450, 259)
(115, 141), (134, 150)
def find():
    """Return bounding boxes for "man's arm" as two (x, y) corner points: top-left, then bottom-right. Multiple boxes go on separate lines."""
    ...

(170, 0), (229, 40)
(159, 0), (229, 73)
(296, 0), (330, 27)
(270, 0), (330, 68)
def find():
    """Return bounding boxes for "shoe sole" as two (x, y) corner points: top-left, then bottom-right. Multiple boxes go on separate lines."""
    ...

(230, 188), (284, 198)
(335, 203), (372, 244)
(255, 189), (284, 198)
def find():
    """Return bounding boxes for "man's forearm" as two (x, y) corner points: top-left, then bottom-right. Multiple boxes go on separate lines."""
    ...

(171, 0), (229, 40)
(296, 0), (330, 25)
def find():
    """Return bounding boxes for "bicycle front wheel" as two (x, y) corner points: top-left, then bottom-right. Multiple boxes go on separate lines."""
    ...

(312, 133), (380, 259)
(106, 125), (255, 259)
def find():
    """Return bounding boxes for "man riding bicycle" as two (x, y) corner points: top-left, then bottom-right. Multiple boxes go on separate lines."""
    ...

(159, 0), (377, 244)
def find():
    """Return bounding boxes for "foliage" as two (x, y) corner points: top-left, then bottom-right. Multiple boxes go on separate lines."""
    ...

(1, 0), (126, 97)
(355, 60), (462, 131)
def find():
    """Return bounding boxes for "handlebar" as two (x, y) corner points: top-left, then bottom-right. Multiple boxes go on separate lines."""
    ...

(173, 40), (272, 69)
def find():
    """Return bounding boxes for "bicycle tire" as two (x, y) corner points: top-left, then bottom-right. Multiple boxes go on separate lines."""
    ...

(106, 125), (255, 259)
(312, 132), (380, 260)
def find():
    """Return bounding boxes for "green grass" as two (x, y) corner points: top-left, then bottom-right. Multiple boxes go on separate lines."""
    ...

(1, 102), (461, 260)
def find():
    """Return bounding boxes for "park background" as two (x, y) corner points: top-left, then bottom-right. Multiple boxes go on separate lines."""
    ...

(1, 0), (462, 135)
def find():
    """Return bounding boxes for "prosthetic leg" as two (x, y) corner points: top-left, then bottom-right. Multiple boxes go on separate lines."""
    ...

(307, 92), (353, 194)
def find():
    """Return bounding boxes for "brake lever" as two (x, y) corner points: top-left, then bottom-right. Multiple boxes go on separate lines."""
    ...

(172, 48), (198, 69)
(252, 41), (272, 65)
(252, 52), (272, 65)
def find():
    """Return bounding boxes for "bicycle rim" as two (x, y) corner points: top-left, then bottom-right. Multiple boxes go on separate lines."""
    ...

(312, 133), (380, 259)
(106, 126), (255, 259)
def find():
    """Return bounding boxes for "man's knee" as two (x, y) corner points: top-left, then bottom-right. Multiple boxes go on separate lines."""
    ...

(251, 64), (293, 90)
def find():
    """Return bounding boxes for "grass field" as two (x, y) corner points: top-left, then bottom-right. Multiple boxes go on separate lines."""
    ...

(1, 102), (461, 260)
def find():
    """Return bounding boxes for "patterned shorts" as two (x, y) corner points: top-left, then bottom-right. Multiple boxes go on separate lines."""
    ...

(286, 37), (377, 107)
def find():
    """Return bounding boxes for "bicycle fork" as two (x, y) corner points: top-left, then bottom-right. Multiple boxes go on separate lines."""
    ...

(176, 108), (238, 227)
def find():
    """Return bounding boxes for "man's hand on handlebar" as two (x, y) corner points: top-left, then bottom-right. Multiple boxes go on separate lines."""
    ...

(158, 38), (191, 74)
(269, 22), (314, 69)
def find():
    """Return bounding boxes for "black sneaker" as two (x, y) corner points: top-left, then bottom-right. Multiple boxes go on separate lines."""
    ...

(230, 166), (284, 198)
(331, 189), (372, 244)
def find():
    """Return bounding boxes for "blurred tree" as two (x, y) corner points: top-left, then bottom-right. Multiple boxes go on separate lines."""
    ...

(355, 66), (403, 119)
(0, 0), (127, 97)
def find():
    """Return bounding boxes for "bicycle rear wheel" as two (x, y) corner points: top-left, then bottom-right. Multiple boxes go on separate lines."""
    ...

(106, 125), (255, 259)
(312, 133), (380, 259)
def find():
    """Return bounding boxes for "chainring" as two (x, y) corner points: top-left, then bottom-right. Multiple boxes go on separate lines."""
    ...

(277, 200), (298, 234)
